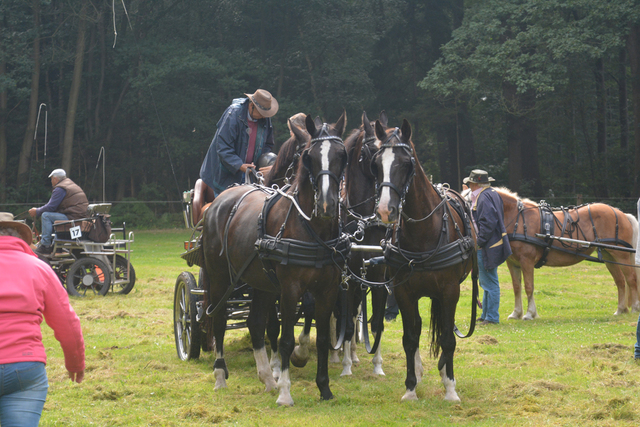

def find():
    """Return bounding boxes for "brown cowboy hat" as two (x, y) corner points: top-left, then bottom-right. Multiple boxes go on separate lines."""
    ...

(463, 169), (495, 185)
(245, 89), (279, 118)
(0, 212), (33, 244)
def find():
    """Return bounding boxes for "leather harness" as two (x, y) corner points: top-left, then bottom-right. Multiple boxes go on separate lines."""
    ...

(509, 200), (633, 267)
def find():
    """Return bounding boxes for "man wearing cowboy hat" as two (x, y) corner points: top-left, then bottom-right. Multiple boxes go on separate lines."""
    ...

(193, 89), (278, 224)
(0, 212), (85, 425)
(464, 169), (512, 325)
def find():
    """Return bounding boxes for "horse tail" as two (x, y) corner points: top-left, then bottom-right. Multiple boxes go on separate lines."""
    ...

(429, 298), (442, 359)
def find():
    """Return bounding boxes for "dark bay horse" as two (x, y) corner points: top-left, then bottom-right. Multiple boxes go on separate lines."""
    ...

(371, 119), (477, 402)
(494, 188), (639, 320)
(336, 110), (390, 376)
(201, 112), (348, 406)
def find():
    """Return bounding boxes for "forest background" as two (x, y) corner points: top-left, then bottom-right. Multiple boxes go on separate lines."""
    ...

(2, 0), (640, 226)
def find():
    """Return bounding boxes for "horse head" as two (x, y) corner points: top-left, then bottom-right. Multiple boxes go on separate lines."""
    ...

(371, 118), (415, 224)
(298, 111), (348, 219)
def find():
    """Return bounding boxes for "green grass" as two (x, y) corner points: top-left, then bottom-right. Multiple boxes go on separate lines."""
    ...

(40, 229), (640, 426)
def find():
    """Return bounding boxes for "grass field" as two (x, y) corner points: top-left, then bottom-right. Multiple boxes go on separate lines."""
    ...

(39, 229), (640, 426)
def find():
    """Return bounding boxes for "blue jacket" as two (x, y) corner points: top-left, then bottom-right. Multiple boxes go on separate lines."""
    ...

(200, 98), (274, 195)
(472, 187), (512, 270)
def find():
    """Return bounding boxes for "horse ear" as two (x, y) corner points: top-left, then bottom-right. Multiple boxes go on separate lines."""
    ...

(362, 111), (373, 137)
(401, 118), (412, 141)
(313, 116), (323, 129)
(305, 114), (317, 136)
(374, 120), (386, 141)
(379, 110), (388, 128)
(334, 109), (347, 136)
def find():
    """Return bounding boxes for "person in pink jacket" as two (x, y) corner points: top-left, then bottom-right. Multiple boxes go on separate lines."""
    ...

(0, 212), (85, 427)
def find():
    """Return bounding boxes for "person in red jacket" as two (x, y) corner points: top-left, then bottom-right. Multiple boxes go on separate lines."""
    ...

(0, 212), (85, 426)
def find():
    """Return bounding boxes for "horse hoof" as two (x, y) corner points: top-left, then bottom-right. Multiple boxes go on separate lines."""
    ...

(507, 313), (522, 320)
(444, 391), (461, 402)
(373, 367), (385, 376)
(401, 390), (418, 402)
(340, 368), (352, 377)
(276, 396), (295, 406)
(290, 353), (308, 368)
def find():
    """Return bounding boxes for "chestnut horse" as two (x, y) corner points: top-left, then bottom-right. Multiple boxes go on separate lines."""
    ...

(494, 188), (640, 320)
(371, 119), (477, 402)
(201, 112), (348, 406)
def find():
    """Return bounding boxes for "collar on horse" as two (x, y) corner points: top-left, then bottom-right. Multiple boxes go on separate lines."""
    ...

(255, 183), (351, 289)
(382, 186), (475, 277)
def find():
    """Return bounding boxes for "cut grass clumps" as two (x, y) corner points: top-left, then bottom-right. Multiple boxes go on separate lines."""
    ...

(38, 229), (640, 426)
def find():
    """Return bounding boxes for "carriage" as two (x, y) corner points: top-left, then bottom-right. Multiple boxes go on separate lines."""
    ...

(38, 203), (136, 297)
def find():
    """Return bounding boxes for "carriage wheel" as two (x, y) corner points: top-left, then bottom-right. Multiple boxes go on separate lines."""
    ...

(113, 255), (136, 295)
(66, 258), (112, 297)
(174, 272), (201, 361)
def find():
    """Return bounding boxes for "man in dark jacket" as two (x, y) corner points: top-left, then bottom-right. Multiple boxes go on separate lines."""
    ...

(199, 89), (278, 197)
(464, 169), (512, 325)
(29, 169), (89, 255)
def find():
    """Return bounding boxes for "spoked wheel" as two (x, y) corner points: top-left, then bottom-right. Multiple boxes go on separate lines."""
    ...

(174, 272), (201, 361)
(66, 258), (111, 297)
(113, 254), (136, 295)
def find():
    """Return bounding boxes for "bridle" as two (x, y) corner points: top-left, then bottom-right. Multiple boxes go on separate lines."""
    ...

(371, 128), (416, 216)
(301, 123), (346, 217)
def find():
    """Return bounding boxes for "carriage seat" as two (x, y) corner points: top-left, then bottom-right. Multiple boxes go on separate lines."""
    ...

(53, 204), (112, 239)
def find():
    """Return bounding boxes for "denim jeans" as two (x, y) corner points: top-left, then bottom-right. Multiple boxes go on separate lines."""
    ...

(40, 211), (69, 246)
(0, 362), (48, 427)
(478, 249), (500, 323)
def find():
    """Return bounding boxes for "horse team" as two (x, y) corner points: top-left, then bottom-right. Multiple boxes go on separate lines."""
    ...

(196, 111), (639, 406)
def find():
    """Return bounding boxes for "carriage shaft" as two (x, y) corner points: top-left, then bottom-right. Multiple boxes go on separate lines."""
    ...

(535, 233), (636, 253)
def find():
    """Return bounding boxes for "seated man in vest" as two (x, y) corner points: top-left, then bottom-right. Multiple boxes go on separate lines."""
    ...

(29, 169), (89, 255)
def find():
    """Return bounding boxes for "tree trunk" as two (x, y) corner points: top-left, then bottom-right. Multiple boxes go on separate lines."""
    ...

(629, 25), (640, 196)
(61, 1), (88, 173)
(0, 59), (6, 203)
(595, 58), (606, 154)
(619, 48), (629, 150)
(504, 84), (542, 196)
(16, 1), (41, 187)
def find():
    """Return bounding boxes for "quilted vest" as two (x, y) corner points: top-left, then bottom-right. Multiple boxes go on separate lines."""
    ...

(55, 178), (89, 219)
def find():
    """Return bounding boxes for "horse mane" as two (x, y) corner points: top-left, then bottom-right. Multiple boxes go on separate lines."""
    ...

(344, 128), (364, 177)
(494, 187), (537, 205)
(264, 113), (309, 186)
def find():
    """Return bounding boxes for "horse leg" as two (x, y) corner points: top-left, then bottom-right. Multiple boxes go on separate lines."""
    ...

(621, 261), (640, 312)
(247, 289), (278, 392)
(329, 314), (340, 363)
(397, 292), (421, 402)
(291, 292), (314, 368)
(276, 288), (303, 406)
(313, 288), (337, 401)
(437, 298), (460, 402)
(204, 268), (229, 390)
(339, 288), (355, 377)
(371, 287), (387, 376)
(507, 260), (524, 320)
(522, 263), (539, 320)
(604, 259), (630, 315)
(267, 301), (282, 381)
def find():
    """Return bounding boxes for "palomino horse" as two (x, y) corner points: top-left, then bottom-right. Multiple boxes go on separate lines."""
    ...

(494, 188), (640, 320)
(371, 119), (477, 402)
(201, 112), (349, 406)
